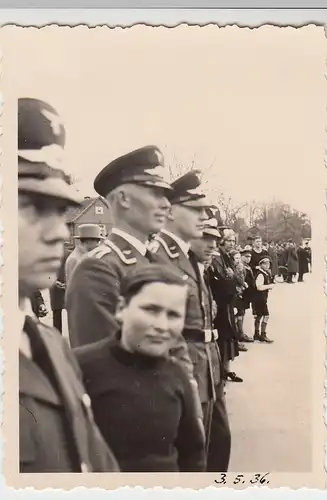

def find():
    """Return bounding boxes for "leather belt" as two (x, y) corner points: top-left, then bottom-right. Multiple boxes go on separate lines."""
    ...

(184, 328), (219, 343)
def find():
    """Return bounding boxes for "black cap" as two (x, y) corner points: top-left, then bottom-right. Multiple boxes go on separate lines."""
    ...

(169, 170), (209, 207)
(120, 263), (188, 297)
(240, 246), (252, 256)
(94, 145), (172, 197)
(18, 98), (81, 206)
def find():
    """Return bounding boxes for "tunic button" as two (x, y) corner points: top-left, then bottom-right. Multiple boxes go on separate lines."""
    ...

(82, 393), (91, 409)
(81, 462), (89, 473)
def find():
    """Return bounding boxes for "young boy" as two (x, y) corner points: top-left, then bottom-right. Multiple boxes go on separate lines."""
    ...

(252, 256), (274, 343)
(233, 248), (256, 343)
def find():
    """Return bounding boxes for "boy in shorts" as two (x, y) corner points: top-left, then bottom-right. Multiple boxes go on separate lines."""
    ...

(252, 256), (274, 343)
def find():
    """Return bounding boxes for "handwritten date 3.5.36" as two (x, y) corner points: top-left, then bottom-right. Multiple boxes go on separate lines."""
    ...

(214, 473), (270, 486)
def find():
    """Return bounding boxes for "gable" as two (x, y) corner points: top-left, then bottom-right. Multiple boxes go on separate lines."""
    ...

(75, 197), (112, 225)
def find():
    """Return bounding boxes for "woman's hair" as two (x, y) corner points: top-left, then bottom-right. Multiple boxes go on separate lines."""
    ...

(220, 228), (236, 244)
(230, 249), (241, 260)
(121, 264), (187, 304)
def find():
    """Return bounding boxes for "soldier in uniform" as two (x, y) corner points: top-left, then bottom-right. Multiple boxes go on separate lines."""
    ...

(65, 147), (198, 386)
(150, 171), (231, 472)
(18, 98), (119, 472)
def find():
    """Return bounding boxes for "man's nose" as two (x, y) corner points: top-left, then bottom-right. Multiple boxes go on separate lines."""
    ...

(44, 214), (70, 243)
(160, 195), (171, 211)
(199, 208), (208, 220)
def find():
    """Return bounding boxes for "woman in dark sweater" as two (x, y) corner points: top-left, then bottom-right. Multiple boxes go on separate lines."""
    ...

(75, 264), (206, 473)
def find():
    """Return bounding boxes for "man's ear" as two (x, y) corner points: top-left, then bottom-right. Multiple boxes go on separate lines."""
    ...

(117, 187), (131, 209)
(115, 296), (126, 322)
(166, 206), (174, 221)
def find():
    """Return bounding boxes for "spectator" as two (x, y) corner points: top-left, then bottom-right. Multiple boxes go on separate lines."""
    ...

(267, 241), (278, 282)
(252, 257), (274, 343)
(65, 224), (104, 284)
(285, 240), (299, 283)
(208, 229), (243, 383)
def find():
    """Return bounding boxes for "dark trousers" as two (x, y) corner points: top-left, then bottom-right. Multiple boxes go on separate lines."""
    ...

(53, 309), (63, 333)
(298, 271), (304, 282)
(202, 383), (231, 472)
(287, 272), (295, 283)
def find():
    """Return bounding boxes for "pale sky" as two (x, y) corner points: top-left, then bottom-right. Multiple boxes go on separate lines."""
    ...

(3, 24), (326, 214)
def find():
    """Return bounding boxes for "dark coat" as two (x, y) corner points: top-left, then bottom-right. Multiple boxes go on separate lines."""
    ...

(268, 246), (278, 276)
(286, 247), (299, 274)
(297, 247), (310, 275)
(19, 319), (119, 473)
(65, 232), (194, 385)
(49, 249), (71, 311)
(207, 251), (239, 363)
(278, 247), (288, 267)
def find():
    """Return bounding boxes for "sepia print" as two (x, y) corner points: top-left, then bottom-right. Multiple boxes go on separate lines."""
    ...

(0, 23), (326, 490)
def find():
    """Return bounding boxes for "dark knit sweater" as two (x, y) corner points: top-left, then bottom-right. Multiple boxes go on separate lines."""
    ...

(75, 337), (206, 472)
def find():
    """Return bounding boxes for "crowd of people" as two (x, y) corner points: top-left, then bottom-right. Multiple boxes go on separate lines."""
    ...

(19, 97), (312, 475)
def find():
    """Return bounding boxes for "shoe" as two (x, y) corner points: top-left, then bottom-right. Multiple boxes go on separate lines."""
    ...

(259, 334), (274, 343)
(253, 333), (261, 341)
(226, 372), (243, 383)
(240, 334), (254, 343)
(238, 342), (248, 352)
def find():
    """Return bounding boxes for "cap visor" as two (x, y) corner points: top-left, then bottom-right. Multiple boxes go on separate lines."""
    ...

(180, 198), (211, 208)
(19, 178), (82, 206)
(73, 235), (105, 239)
(203, 228), (221, 238)
(141, 180), (173, 191)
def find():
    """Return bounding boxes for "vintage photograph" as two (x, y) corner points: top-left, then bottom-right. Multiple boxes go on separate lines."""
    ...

(0, 24), (326, 489)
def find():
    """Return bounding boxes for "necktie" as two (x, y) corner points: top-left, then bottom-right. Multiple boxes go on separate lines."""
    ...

(23, 315), (59, 390)
(145, 249), (154, 262)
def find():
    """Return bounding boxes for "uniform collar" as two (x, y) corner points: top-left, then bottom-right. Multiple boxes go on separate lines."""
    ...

(111, 228), (147, 257)
(161, 229), (190, 256)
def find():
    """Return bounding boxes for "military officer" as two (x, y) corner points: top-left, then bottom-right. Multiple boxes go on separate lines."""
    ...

(66, 146), (169, 346)
(18, 98), (119, 472)
(66, 146), (197, 377)
(150, 171), (231, 472)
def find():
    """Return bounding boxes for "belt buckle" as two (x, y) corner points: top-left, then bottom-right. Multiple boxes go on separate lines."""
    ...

(204, 329), (212, 343)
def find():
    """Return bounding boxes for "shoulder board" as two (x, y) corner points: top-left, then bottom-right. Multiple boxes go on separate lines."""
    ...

(105, 240), (137, 265)
(87, 244), (112, 260)
(156, 235), (180, 259)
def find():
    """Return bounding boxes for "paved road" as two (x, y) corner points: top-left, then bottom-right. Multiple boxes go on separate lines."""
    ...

(225, 274), (313, 473)
(39, 274), (313, 473)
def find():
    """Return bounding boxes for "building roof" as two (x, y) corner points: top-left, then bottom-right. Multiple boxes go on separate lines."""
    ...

(66, 196), (108, 223)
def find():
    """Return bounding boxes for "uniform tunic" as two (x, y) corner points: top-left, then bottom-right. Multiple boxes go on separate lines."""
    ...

(65, 229), (195, 383)
(19, 315), (119, 473)
(151, 230), (231, 472)
(75, 336), (206, 472)
(65, 245), (88, 284)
